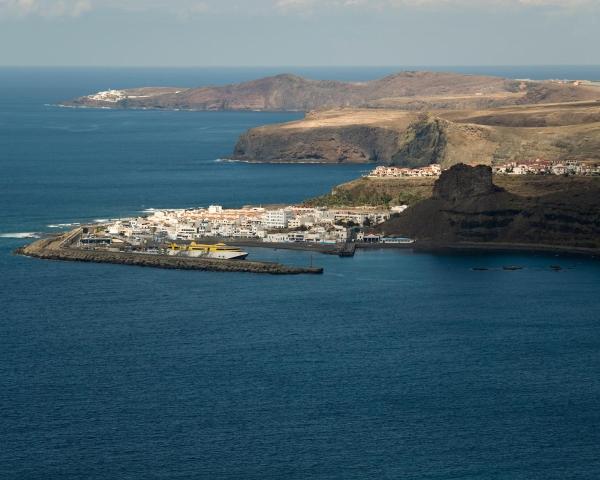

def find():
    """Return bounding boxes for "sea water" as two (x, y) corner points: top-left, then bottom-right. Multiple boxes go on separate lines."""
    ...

(1, 67), (600, 479)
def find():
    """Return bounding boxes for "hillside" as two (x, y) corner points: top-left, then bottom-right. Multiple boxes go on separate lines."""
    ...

(374, 164), (600, 250)
(306, 173), (600, 208)
(233, 102), (600, 166)
(60, 71), (600, 112)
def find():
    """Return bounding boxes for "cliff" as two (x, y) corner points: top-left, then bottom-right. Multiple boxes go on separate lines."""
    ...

(376, 164), (600, 250)
(305, 171), (599, 208)
(232, 102), (600, 166)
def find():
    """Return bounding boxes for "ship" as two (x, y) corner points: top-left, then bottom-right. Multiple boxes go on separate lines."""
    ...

(166, 242), (249, 260)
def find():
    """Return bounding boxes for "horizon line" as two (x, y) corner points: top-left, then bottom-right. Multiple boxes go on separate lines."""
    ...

(1, 64), (600, 69)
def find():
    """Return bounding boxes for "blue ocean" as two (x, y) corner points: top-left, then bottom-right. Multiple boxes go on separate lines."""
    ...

(2, 67), (600, 479)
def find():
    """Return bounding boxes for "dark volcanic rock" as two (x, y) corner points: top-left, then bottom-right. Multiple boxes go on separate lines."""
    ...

(433, 164), (500, 201)
(377, 164), (600, 249)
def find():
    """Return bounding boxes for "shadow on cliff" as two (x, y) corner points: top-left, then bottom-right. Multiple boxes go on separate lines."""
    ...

(377, 164), (600, 249)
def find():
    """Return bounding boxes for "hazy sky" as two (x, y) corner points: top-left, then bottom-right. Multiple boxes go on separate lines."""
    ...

(0, 0), (598, 66)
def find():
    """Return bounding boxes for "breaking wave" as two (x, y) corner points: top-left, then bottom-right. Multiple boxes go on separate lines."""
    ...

(47, 223), (80, 228)
(0, 232), (41, 239)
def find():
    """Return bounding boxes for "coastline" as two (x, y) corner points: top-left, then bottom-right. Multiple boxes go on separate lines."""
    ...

(234, 238), (600, 258)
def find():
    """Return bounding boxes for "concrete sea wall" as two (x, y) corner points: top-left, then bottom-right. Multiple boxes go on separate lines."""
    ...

(16, 233), (323, 275)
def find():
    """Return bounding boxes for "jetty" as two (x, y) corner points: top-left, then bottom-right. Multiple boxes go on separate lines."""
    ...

(15, 229), (323, 275)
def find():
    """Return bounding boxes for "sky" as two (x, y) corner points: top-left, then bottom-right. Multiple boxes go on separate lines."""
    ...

(0, 0), (598, 66)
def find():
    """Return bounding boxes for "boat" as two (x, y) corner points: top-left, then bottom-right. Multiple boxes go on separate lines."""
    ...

(166, 242), (248, 260)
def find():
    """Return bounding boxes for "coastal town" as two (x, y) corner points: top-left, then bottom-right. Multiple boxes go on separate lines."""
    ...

(367, 164), (442, 178)
(367, 160), (600, 178)
(99, 204), (408, 249)
(491, 159), (600, 176)
(76, 159), (599, 255)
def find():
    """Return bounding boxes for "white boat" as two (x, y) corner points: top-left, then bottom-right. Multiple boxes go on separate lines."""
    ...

(167, 242), (248, 260)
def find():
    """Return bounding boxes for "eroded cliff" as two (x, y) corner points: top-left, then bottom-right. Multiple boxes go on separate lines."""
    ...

(376, 164), (600, 249)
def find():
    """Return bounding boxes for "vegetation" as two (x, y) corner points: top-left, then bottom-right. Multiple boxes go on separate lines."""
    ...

(304, 173), (600, 209)
(305, 177), (435, 208)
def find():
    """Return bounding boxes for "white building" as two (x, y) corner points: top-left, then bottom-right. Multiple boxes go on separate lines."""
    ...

(263, 209), (293, 229)
(391, 205), (408, 214)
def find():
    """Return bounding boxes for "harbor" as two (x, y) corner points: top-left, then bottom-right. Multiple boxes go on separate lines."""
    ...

(16, 229), (324, 275)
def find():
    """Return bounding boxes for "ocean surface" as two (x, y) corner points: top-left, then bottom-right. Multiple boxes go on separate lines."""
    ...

(2, 67), (600, 479)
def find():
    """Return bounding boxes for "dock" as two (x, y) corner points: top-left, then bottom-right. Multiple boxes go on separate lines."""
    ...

(337, 242), (356, 257)
(15, 229), (324, 275)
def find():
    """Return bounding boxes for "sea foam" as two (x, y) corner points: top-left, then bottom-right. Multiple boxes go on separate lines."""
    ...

(0, 232), (41, 239)
(47, 223), (80, 228)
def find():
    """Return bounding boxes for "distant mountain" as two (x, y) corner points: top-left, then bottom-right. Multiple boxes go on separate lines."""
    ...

(61, 71), (577, 111)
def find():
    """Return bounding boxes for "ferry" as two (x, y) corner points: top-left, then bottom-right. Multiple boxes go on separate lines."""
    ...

(167, 242), (248, 260)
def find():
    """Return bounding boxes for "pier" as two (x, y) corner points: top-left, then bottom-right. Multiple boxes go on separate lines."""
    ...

(15, 230), (324, 275)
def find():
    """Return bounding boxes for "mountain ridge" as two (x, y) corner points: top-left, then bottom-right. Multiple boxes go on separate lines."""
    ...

(60, 71), (599, 111)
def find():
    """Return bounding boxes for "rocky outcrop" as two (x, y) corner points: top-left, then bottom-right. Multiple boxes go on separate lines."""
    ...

(432, 163), (499, 201)
(377, 164), (600, 249)
(390, 117), (447, 168)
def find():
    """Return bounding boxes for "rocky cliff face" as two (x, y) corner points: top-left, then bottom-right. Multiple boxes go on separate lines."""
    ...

(378, 164), (600, 249)
(232, 112), (464, 165)
(432, 163), (499, 201)
(231, 102), (600, 166)
(390, 117), (447, 168)
(233, 124), (402, 163)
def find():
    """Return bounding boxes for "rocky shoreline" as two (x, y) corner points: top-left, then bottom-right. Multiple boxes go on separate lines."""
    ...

(16, 233), (324, 275)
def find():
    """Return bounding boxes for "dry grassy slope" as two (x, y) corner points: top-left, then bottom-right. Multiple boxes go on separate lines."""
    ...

(234, 101), (600, 166)
(63, 71), (600, 112)
(64, 71), (526, 110)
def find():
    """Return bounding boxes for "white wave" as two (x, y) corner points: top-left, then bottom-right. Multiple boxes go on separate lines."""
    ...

(0, 232), (41, 239)
(93, 219), (109, 223)
(47, 223), (81, 228)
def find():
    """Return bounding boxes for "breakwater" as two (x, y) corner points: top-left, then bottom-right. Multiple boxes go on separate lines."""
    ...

(16, 233), (323, 275)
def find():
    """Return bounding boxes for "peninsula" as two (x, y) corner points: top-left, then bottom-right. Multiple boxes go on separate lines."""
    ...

(232, 102), (600, 166)
(61, 71), (600, 112)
